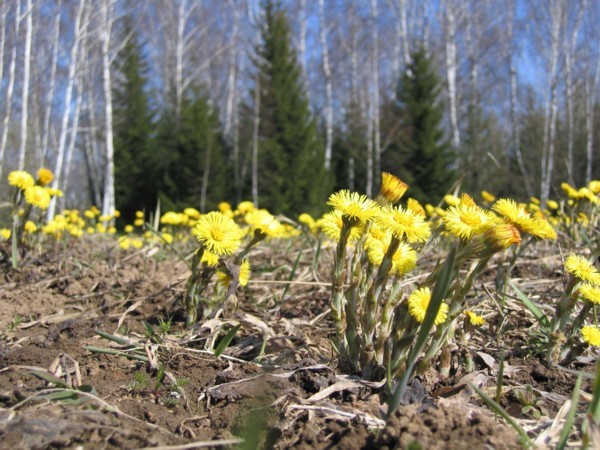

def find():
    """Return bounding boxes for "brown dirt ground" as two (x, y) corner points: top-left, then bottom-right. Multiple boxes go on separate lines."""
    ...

(0, 238), (593, 449)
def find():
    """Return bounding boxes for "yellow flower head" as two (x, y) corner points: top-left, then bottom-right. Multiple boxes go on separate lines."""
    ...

(327, 190), (380, 223)
(492, 198), (534, 229)
(161, 232), (173, 244)
(480, 223), (522, 253)
(408, 287), (448, 325)
(24, 186), (51, 209)
(36, 168), (54, 186)
(481, 190), (496, 203)
(406, 198), (426, 217)
(1, 228), (11, 240)
(459, 193), (477, 207)
(245, 209), (284, 238)
(119, 237), (131, 250)
(561, 182), (578, 198)
(192, 211), (243, 256)
(134, 218), (144, 227)
(526, 218), (557, 240)
(319, 210), (364, 242)
(24, 221), (37, 233)
(124, 224), (134, 233)
(378, 172), (408, 204)
(161, 211), (187, 226)
(135, 210), (144, 219)
(375, 205), (431, 243)
(218, 260), (251, 288)
(565, 254), (600, 285)
(218, 202), (232, 213)
(589, 180), (600, 194)
(201, 250), (219, 266)
(391, 242), (418, 276)
(184, 207), (201, 220)
(579, 284), (600, 304)
(444, 194), (460, 206)
(581, 325), (600, 347)
(443, 204), (493, 240)
(546, 200), (559, 210)
(47, 187), (63, 197)
(464, 310), (485, 326)
(8, 170), (35, 190)
(236, 201), (255, 214)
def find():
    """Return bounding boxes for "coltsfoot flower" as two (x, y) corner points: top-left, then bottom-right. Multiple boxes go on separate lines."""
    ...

(245, 209), (284, 237)
(24, 186), (51, 209)
(565, 254), (600, 285)
(327, 190), (380, 223)
(8, 171), (35, 190)
(320, 210), (364, 242)
(37, 168), (54, 186)
(581, 325), (600, 347)
(217, 260), (251, 288)
(408, 287), (448, 325)
(443, 204), (493, 240)
(193, 211), (243, 256)
(464, 310), (485, 326)
(579, 283), (600, 304)
(378, 172), (408, 204)
(375, 205), (431, 243)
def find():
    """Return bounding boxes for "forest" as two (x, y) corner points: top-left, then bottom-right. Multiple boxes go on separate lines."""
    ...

(0, 0), (599, 219)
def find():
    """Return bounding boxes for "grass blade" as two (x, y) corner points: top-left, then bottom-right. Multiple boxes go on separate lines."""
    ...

(94, 330), (132, 345)
(84, 345), (149, 362)
(557, 373), (582, 450)
(214, 324), (241, 357)
(281, 249), (303, 301)
(471, 383), (533, 448)
(589, 359), (600, 423)
(509, 280), (550, 329)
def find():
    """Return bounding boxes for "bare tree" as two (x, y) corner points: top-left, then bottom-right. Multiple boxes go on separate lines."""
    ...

(318, 0), (333, 170)
(0, 0), (20, 179)
(370, 0), (381, 192)
(442, 0), (461, 154)
(16, 0), (33, 170)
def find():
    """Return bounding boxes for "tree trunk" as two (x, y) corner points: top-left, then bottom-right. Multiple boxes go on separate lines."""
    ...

(444, 1), (460, 154)
(17, 0), (33, 170)
(370, 0), (381, 189)
(252, 75), (260, 206)
(318, 0), (333, 170)
(0, 0), (20, 180)
(585, 32), (600, 184)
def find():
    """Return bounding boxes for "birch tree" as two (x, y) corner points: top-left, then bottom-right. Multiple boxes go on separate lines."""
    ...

(318, 0), (333, 170)
(16, 0), (33, 170)
(442, 0), (461, 154)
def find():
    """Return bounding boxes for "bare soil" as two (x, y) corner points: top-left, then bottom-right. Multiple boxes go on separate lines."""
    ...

(0, 238), (591, 449)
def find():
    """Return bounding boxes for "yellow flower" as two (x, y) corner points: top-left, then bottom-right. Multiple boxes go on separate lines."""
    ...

(236, 201), (255, 214)
(135, 210), (144, 219)
(481, 223), (522, 252)
(530, 197), (540, 205)
(119, 237), (131, 249)
(444, 194), (460, 206)
(161, 232), (173, 244)
(108, 226), (117, 234)
(218, 202), (232, 213)
(24, 221), (37, 233)
(378, 172), (408, 204)
(24, 186), (51, 209)
(217, 260), (251, 288)
(161, 211), (187, 226)
(546, 200), (559, 210)
(37, 168), (54, 186)
(443, 204), (493, 240)
(408, 287), (448, 325)
(245, 209), (284, 237)
(184, 207), (201, 220)
(124, 225), (134, 233)
(201, 250), (219, 266)
(114, 210), (121, 218)
(319, 210), (364, 242)
(481, 190), (495, 203)
(561, 182), (578, 198)
(581, 325), (600, 347)
(492, 198), (534, 229)
(134, 218), (144, 227)
(527, 218), (557, 240)
(565, 255), (600, 285)
(192, 211), (243, 256)
(464, 310), (485, 326)
(47, 187), (63, 197)
(589, 180), (600, 194)
(391, 242), (418, 276)
(328, 190), (380, 223)
(375, 205), (431, 243)
(8, 170), (34, 190)
(579, 284), (600, 304)
(406, 198), (426, 217)
(459, 193), (477, 207)
(0, 228), (11, 240)
(131, 239), (143, 249)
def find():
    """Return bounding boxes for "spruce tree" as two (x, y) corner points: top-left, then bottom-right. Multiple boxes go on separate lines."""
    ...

(113, 19), (155, 222)
(155, 92), (227, 212)
(393, 48), (454, 205)
(255, 0), (326, 216)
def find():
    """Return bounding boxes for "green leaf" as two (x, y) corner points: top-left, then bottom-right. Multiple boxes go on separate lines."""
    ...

(29, 370), (71, 388)
(214, 324), (241, 357)
(509, 280), (550, 329)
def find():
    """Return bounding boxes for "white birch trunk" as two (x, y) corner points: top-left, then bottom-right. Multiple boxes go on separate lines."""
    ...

(175, 0), (186, 120)
(564, 0), (586, 182)
(540, 0), (563, 205)
(0, 0), (8, 88)
(41, 0), (62, 165)
(224, 0), (238, 139)
(17, 0), (33, 170)
(370, 0), (381, 187)
(299, 0), (309, 100)
(585, 34), (600, 184)
(0, 0), (20, 179)
(100, 0), (115, 218)
(47, 0), (86, 221)
(252, 75), (260, 206)
(318, 0), (333, 170)
(444, 1), (460, 153)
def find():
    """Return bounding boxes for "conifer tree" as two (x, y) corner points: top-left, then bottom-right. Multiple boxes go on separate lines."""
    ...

(113, 19), (155, 221)
(393, 48), (454, 205)
(255, 0), (326, 215)
(155, 92), (227, 212)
